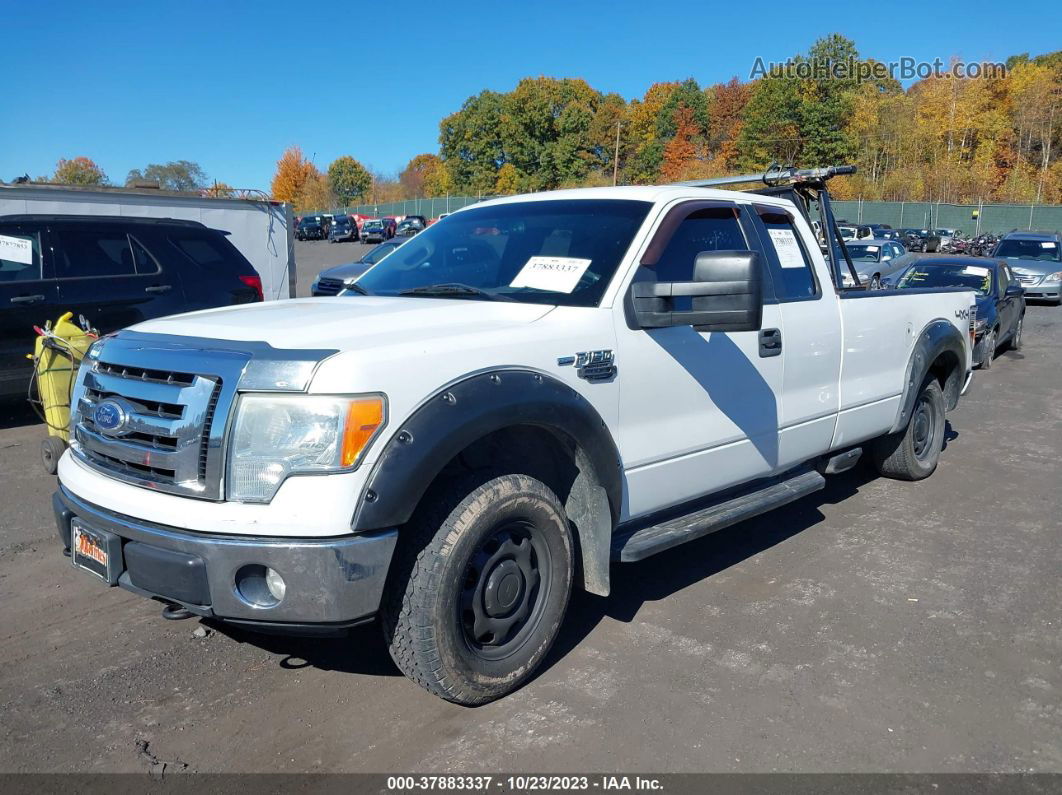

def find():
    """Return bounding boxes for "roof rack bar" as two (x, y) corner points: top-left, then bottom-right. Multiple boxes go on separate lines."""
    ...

(671, 164), (857, 189)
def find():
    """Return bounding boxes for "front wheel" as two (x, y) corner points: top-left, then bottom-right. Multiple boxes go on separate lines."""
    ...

(1008, 316), (1024, 351)
(980, 329), (997, 369)
(870, 377), (945, 481)
(382, 473), (574, 705)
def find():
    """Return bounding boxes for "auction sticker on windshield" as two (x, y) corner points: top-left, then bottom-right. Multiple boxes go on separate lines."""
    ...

(767, 228), (805, 268)
(510, 256), (592, 293)
(0, 234), (33, 265)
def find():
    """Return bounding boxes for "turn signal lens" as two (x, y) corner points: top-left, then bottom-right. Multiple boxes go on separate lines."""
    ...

(341, 396), (386, 467)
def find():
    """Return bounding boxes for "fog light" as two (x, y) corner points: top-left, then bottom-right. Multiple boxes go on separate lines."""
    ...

(234, 564), (285, 608)
(265, 567), (286, 601)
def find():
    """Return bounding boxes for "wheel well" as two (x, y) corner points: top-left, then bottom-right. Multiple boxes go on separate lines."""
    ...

(928, 350), (962, 411)
(404, 424), (613, 595)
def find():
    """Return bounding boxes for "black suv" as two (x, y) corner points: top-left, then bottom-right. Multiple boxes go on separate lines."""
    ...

(0, 215), (262, 398)
(295, 216), (326, 240)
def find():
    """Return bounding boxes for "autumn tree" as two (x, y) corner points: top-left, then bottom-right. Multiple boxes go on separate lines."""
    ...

(439, 90), (506, 193)
(327, 155), (371, 205)
(400, 153), (453, 197)
(270, 147), (316, 205)
(125, 160), (207, 191)
(298, 171), (336, 213)
(494, 163), (519, 194)
(53, 157), (108, 185)
(624, 82), (679, 183)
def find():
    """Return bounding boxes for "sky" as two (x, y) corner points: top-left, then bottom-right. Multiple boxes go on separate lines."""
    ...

(2, 0), (1060, 192)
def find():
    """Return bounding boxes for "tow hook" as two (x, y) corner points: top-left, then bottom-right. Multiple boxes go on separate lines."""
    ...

(161, 603), (195, 621)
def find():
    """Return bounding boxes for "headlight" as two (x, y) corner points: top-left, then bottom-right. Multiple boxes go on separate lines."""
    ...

(975, 317), (988, 332)
(226, 394), (385, 502)
(1046, 271), (1062, 281)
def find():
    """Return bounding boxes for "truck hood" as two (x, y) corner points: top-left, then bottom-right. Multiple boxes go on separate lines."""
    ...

(129, 297), (555, 349)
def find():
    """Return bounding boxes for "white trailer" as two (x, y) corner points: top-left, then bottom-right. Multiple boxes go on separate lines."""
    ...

(0, 184), (295, 300)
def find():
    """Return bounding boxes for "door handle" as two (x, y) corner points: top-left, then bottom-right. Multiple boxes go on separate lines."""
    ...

(10, 294), (45, 304)
(144, 284), (173, 294)
(759, 328), (782, 358)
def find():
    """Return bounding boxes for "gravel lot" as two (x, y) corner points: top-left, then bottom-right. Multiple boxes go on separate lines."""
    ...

(0, 251), (1059, 773)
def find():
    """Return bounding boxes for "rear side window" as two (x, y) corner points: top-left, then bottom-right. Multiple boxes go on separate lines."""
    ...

(166, 231), (249, 274)
(0, 226), (42, 282)
(751, 208), (818, 301)
(53, 227), (137, 279)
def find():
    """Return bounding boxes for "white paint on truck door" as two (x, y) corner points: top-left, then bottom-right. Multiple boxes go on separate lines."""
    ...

(612, 202), (785, 521)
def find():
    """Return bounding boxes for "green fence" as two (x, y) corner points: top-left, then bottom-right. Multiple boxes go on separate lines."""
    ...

(831, 200), (1062, 236)
(329, 195), (1062, 236)
(339, 196), (499, 218)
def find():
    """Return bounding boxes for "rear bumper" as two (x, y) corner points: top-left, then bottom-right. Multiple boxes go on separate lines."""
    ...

(53, 486), (397, 629)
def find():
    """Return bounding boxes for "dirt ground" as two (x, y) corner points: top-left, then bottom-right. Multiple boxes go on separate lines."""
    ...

(0, 245), (1059, 773)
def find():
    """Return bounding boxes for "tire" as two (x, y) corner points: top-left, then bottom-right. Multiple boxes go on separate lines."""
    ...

(980, 329), (996, 369)
(41, 437), (66, 475)
(381, 473), (574, 705)
(870, 377), (946, 481)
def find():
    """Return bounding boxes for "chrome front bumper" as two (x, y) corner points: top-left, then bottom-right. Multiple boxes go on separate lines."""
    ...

(54, 486), (397, 630)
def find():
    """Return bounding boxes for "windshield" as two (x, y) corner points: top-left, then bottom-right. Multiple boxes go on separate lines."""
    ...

(353, 199), (651, 306)
(897, 263), (992, 294)
(299, 218), (317, 227)
(846, 244), (880, 262)
(364, 221), (383, 230)
(995, 239), (1060, 262)
(363, 241), (400, 264)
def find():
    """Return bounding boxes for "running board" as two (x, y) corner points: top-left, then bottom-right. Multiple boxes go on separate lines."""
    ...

(611, 469), (826, 563)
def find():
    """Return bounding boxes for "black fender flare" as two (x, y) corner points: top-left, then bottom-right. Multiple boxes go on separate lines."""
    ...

(890, 319), (966, 434)
(351, 370), (623, 596)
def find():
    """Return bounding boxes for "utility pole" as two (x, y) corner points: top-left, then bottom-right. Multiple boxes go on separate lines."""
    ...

(613, 121), (623, 186)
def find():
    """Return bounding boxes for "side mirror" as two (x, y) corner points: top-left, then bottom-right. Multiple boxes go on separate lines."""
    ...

(1005, 283), (1023, 297)
(632, 250), (763, 332)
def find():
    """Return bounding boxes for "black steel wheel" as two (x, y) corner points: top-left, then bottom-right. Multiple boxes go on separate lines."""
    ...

(459, 519), (552, 661)
(871, 376), (946, 481)
(382, 473), (573, 705)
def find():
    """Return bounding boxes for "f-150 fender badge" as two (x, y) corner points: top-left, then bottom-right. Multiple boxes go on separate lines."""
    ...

(955, 308), (970, 320)
(558, 350), (616, 382)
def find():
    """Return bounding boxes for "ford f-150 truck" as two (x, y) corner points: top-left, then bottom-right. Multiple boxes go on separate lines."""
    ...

(54, 166), (976, 705)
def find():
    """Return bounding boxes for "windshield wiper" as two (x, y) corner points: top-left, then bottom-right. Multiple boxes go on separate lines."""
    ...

(343, 282), (372, 295)
(399, 283), (514, 301)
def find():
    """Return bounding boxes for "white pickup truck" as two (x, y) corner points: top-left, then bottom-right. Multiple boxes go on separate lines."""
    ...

(54, 167), (976, 705)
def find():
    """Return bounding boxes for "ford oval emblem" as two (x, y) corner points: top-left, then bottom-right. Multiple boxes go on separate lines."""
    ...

(93, 400), (126, 434)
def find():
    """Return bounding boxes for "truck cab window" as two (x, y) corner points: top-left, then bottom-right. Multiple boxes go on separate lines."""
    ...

(650, 207), (746, 310)
(753, 211), (818, 301)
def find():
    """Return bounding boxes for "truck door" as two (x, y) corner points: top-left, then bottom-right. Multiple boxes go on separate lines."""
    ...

(744, 204), (842, 466)
(613, 201), (785, 520)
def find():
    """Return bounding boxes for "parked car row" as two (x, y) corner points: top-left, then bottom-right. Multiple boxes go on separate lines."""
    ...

(825, 226), (1055, 369)
(295, 212), (441, 244)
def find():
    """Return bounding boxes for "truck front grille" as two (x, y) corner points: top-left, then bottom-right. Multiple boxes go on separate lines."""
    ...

(72, 362), (223, 498)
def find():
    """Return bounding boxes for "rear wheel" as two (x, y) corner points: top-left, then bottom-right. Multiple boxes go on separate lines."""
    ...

(870, 377), (945, 481)
(381, 473), (574, 705)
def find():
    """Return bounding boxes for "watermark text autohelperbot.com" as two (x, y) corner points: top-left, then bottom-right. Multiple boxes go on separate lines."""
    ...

(750, 56), (1007, 82)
